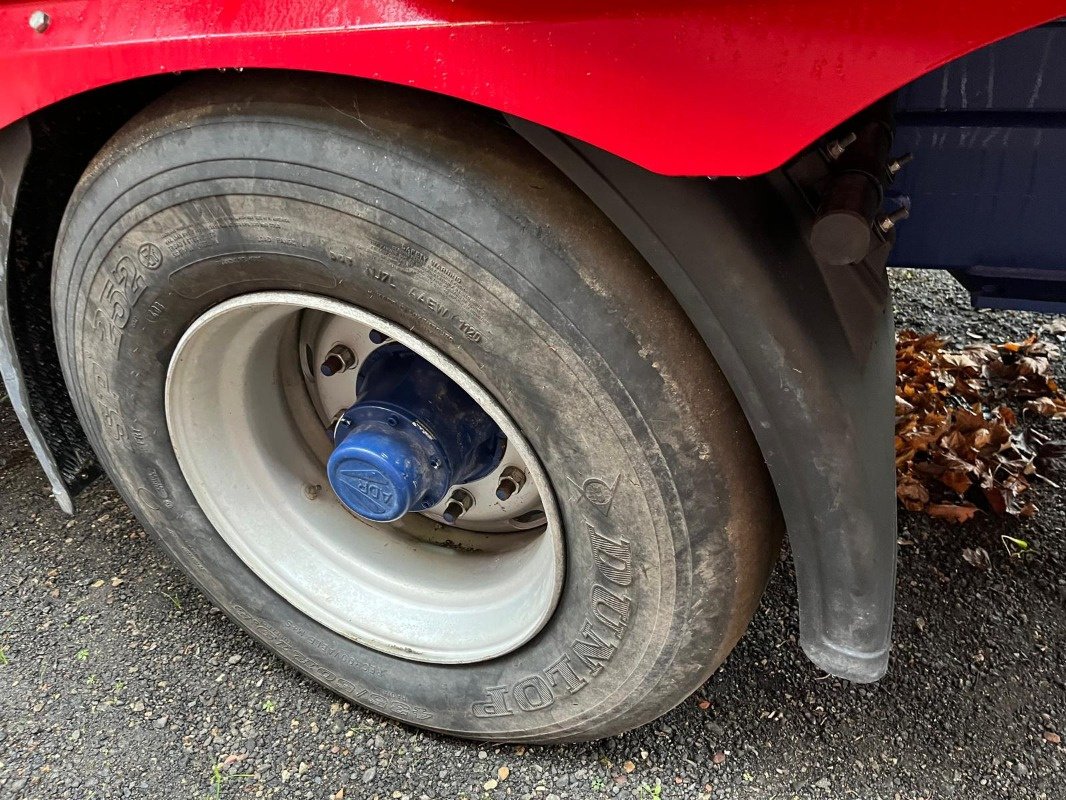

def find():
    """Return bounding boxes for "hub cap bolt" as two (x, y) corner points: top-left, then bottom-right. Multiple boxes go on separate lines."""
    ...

(495, 467), (526, 501)
(442, 489), (474, 524)
(320, 344), (356, 377)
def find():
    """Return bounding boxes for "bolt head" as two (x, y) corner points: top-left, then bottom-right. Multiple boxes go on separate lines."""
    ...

(826, 131), (857, 160)
(28, 10), (51, 33)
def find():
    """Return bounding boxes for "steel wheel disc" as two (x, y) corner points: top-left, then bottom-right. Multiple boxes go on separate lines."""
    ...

(165, 292), (564, 664)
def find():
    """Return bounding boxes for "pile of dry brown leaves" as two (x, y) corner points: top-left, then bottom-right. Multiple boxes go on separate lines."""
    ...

(895, 324), (1066, 523)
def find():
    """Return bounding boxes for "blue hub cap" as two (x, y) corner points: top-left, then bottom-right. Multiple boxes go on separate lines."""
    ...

(327, 344), (505, 522)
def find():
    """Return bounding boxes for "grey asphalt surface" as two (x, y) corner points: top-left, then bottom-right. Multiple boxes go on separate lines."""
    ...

(1, 268), (1064, 800)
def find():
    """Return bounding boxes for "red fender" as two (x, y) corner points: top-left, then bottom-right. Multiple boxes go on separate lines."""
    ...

(0, 1), (1063, 175)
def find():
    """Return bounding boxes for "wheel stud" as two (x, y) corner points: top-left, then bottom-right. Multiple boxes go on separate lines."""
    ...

(320, 344), (356, 377)
(495, 467), (526, 501)
(442, 489), (474, 524)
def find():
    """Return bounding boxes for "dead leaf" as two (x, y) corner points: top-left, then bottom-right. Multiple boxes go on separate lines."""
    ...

(961, 547), (991, 570)
(1036, 440), (1066, 462)
(896, 476), (929, 510)
(938, 469), (972, 495)
(1025, 397), (1066, 418)
(895, 329), (1066, 525)
(926, 503), (979, 524)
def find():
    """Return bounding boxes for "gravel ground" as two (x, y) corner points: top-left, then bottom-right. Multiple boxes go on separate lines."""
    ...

(1, 268), (1065, 800)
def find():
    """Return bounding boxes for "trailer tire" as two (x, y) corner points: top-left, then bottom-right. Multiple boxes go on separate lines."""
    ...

(52, 74), (781, 742)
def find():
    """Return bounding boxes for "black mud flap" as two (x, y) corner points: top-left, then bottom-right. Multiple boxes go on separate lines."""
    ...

(0, 119), (77, 513)
(509, 117), (897, 683)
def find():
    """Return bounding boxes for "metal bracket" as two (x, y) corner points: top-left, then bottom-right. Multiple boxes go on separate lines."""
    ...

(509, 116), (897, 682)
(0, 119), (75, 513)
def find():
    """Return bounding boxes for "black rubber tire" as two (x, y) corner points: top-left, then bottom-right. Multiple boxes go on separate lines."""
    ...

(52, 74), (781, 742)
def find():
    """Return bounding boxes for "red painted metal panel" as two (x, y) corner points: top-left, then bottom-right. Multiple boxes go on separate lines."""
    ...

(0, 1), (1063, 175)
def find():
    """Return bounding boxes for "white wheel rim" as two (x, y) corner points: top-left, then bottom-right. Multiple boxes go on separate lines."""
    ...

(165, 292), (564, 664)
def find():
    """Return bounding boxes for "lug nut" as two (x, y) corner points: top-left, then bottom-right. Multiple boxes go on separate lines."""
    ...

(495, 467), (526, 501)
(441, 489), (474, 524)
(320, 344), (356, 377)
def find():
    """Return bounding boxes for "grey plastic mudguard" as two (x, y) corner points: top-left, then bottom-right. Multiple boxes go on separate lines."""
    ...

(508, 117), (897, 683)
